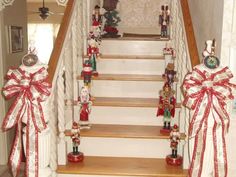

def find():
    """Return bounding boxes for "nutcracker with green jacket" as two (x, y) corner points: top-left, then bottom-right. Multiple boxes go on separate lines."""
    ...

(87, 38), (100, 76)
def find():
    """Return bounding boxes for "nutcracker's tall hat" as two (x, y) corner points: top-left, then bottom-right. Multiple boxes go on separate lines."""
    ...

(95, 5), (100, 9)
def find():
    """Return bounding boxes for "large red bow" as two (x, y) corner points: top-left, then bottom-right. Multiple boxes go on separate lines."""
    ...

(183, 66), (236, 177)
(2, 67), (51, 177)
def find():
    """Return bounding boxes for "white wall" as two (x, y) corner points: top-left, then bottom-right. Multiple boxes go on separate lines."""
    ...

(188, 0), (224, 59)
(0, 0), (28, 164)
(117, 0), (169, 34)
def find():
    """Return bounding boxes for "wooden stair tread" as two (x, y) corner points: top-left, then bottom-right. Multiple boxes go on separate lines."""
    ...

(93, 97), (182, 108)
(65, 124), (186, 139)
(83, 54), (164, 60)
(57, 156), (187, 176)
(78, 74), (167, 82)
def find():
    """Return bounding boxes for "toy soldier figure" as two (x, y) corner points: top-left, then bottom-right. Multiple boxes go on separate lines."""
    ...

(87, 39), (100, 76)
(67, 122), (84, 162)
(162, 63), (176, 86)
(159, 5), (170, 38)
(92, 5), (102, 43)
(157, 83), (176, 134)
(170, 124), (180, 158)
(92, 5), (102, 27)
(81, 59), (93, 89)
(78, 87), (92, 129)
(166, 124), (183, 166)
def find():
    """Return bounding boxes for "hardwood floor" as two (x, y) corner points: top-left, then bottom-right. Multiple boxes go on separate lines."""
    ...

(0, 165), (24, 177)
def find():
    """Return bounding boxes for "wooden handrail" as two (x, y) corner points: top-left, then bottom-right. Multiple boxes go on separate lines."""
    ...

(180, 0), (200, 67)
(47, 0), (75, 84)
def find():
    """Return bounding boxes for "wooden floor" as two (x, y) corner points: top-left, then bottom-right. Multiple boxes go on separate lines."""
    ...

(0, 165), (24, 177)
(65, 124), (186, 140)
(57, 156), (187, 177)
(79, 74), (167, 82)
(93, 97), (182, 108)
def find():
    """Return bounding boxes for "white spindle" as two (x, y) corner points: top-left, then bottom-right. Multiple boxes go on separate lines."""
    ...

(49, 89), (58, 177)
(57, 60), (67, 165)
(170, 0), (194, 170)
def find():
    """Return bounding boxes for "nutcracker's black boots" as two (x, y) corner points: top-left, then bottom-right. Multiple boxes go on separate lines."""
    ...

(163, 122), (166, 129)
(168, 122), (171, 130)
(73, 147), (79, 154)
(73, 147), (76, 154)
(172, 149), (175, 158)
(171, 149), (178, 158)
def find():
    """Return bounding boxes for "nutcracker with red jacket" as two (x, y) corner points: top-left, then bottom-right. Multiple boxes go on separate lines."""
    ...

(92, 5), (103, 43)
(166, 124), (183, 166)
(157, 83), (176, 134)
(162, 63), (176, 86)
(78, 86), (92, 129)
(159, 5), (170, 38)
(92, 5), (102, 29)
(87, 38), (100, 76)
(67, 122), (84, 163)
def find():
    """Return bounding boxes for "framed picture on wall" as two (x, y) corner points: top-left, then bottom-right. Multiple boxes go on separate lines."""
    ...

(8, 26), (23, 53)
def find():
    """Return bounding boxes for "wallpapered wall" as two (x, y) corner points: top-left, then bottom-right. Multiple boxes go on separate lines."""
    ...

(117, 0), (169, 34)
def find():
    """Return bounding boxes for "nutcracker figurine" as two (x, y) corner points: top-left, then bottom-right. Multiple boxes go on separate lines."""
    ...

(92, 5), (103, 43)
(92, 5), (102, 28)
(159, 5), (170, 38)
(162, 63), (176, 86)
(78, 87), (92, 129)
(81, 59), (93, 89)
(166, 124), (183, 166)
(157, 83), (176, 134)
(163, 42), (176, 67)
(67, 122), (84, 163)
(88, 38), (100, 76)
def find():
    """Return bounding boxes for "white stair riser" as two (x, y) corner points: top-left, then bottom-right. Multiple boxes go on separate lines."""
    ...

(93, 58), (165, 75)
(65, 107), (182, 128)
(101, 40), (166, 55)
(79, 80), (163, 98)
(66, 137), (171, 159)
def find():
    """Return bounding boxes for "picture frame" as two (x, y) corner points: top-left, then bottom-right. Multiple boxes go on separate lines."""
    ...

(8, 26), (23, 53)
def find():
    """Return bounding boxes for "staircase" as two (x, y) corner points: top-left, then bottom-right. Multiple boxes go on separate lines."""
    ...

(45, 0), (200, 176)
(59, 36), (186, 177)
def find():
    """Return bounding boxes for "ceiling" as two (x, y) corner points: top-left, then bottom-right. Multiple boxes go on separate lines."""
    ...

(27, 1), (65, 23)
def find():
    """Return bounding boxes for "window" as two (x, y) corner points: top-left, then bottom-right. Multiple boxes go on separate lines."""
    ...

(28, 24), (59, 64)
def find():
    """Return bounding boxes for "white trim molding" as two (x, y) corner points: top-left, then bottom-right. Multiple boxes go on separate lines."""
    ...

(0, 0), (15, 11)
(56, 0), (68, 6)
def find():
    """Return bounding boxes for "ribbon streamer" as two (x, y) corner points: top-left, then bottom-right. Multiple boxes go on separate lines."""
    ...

(2, 67), (51, 177)
(183, 65), (236, 177)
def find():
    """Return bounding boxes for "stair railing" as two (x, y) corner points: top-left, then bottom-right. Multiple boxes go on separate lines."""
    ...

(170, 0), (201, 170)
(46, 0), (84, 175)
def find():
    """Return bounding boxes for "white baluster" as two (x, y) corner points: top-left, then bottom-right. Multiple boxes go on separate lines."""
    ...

(49, 89), (58, 177)
(57, 61), (67, 165)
